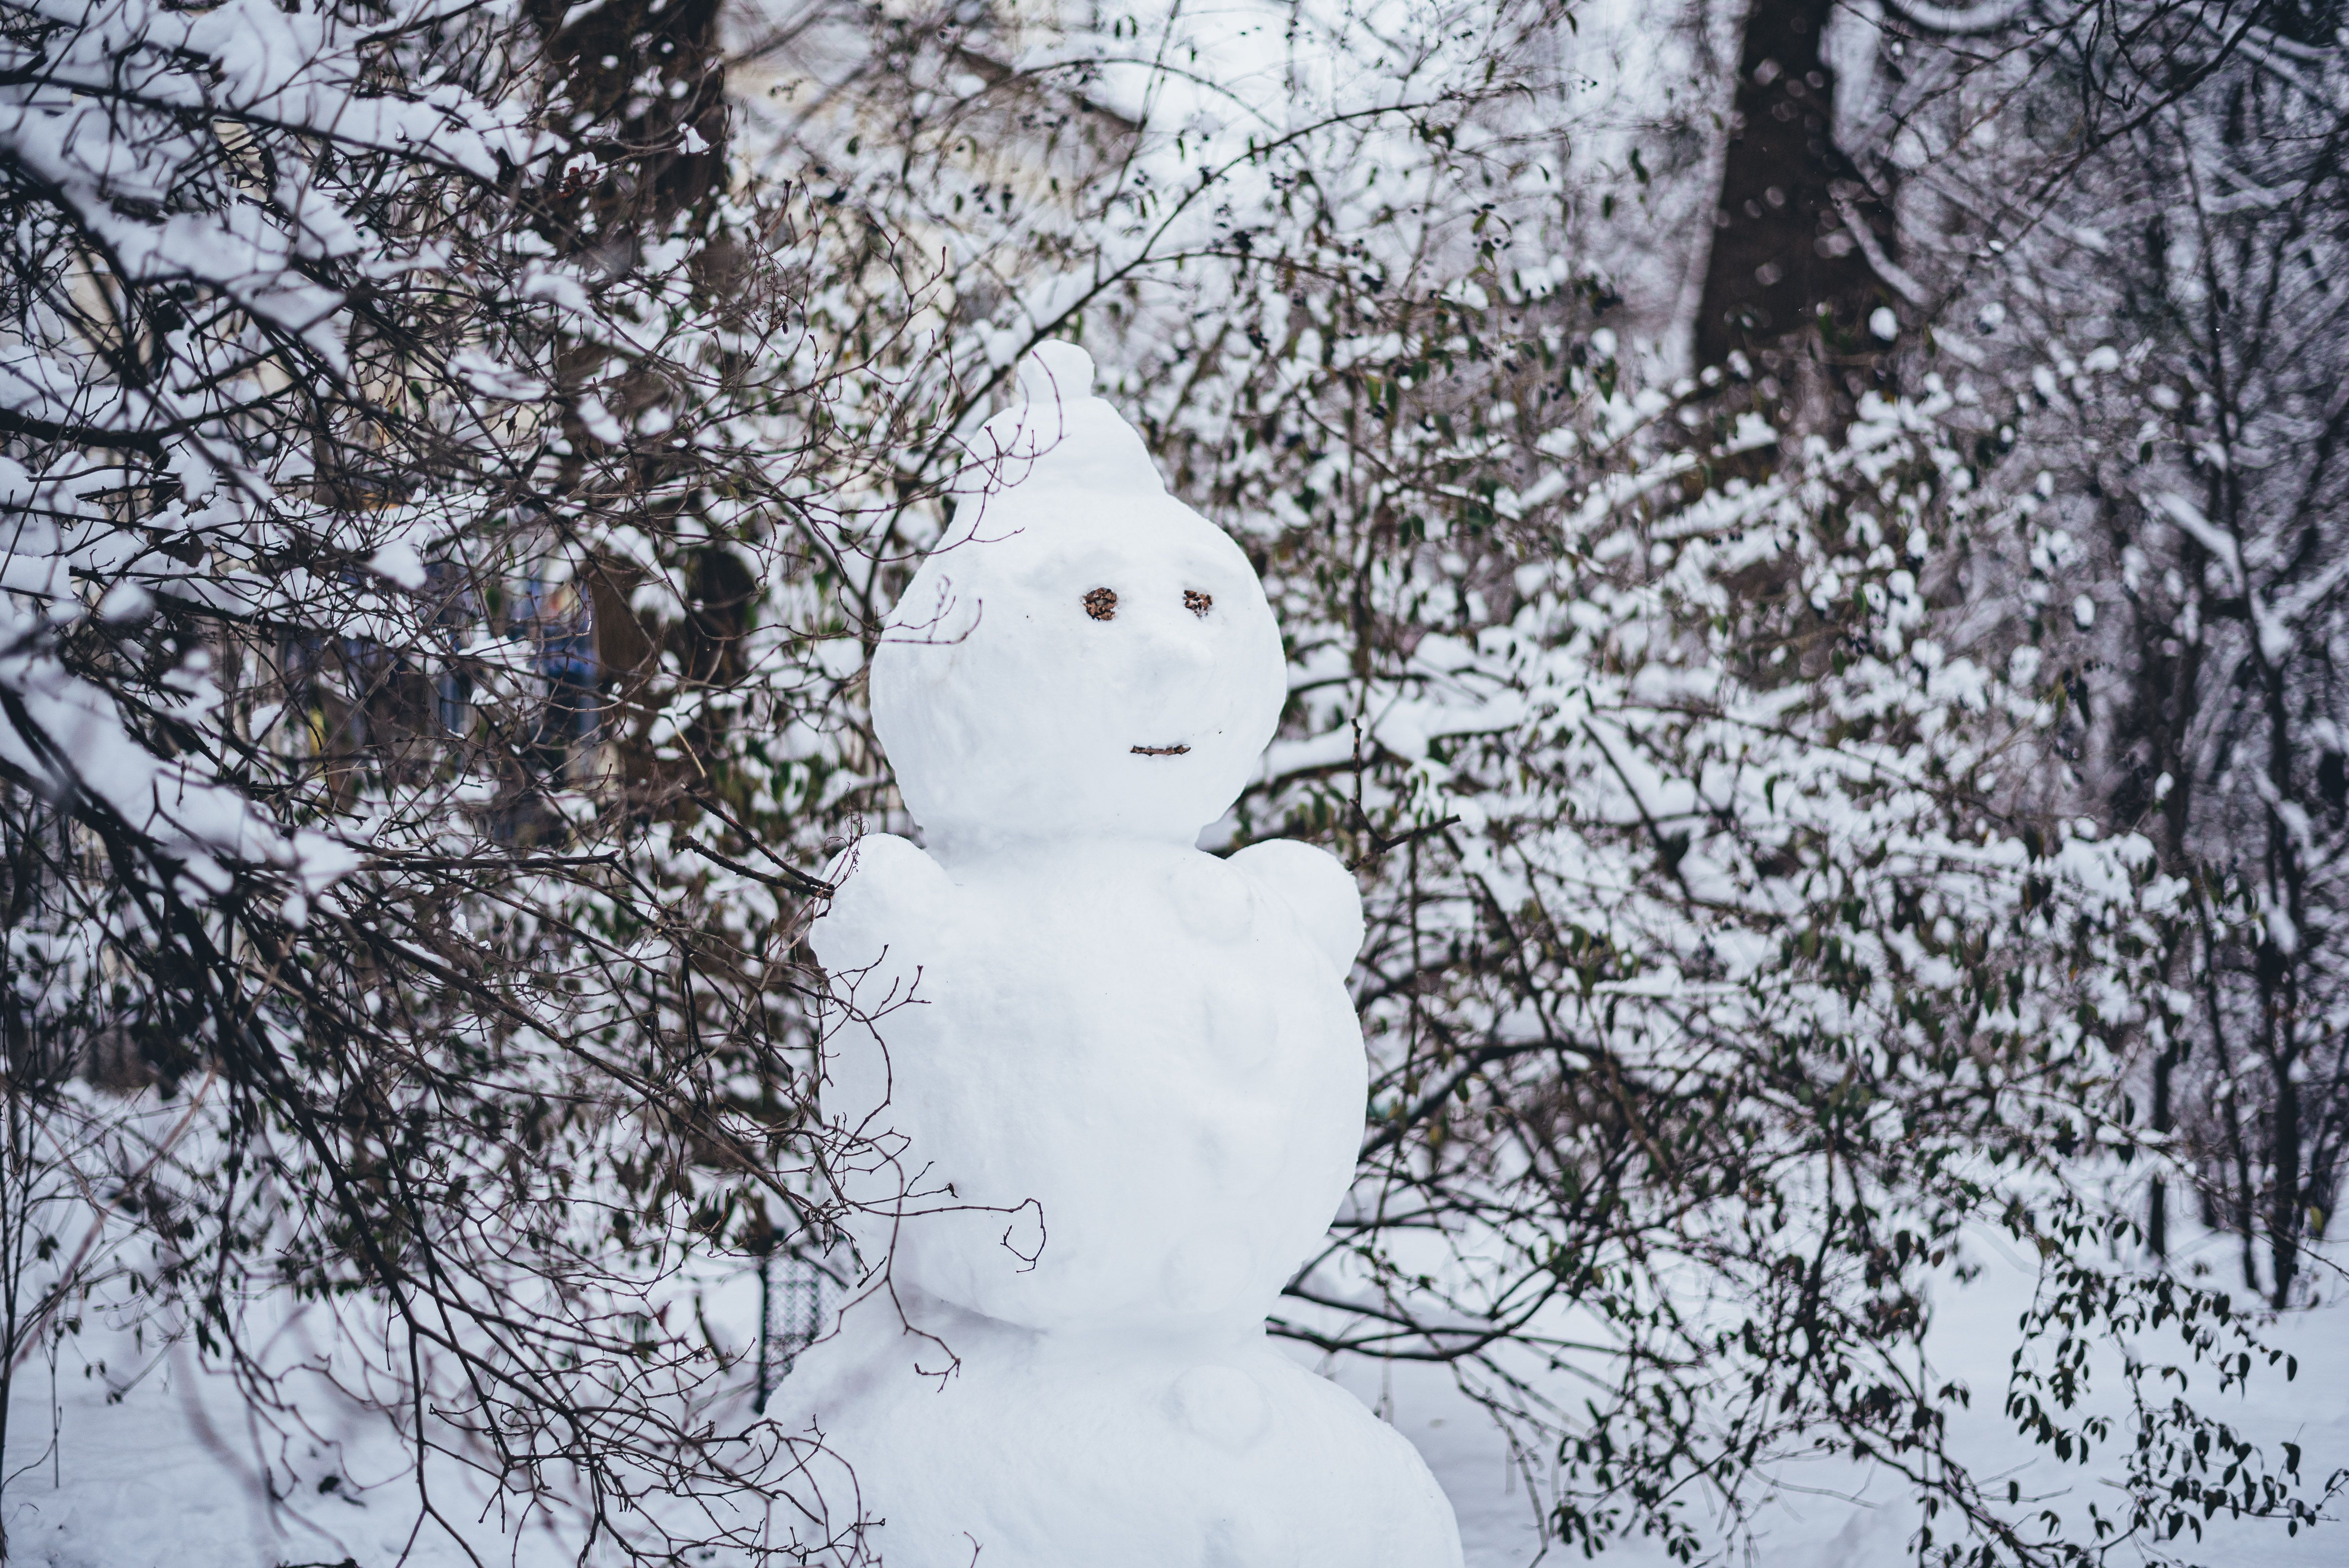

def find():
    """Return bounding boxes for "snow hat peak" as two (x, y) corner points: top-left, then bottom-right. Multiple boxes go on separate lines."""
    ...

(966, 341), (1165, 504)
(1017, 340), (1094, 404)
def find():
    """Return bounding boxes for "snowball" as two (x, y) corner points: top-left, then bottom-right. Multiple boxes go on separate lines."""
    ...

(1870, 306), (1899, 341)
(872, 343), (1288, 852)
(782, 1307), (1461, 1566)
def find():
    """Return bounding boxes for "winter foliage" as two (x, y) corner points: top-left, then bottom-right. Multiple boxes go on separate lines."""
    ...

(0, 0), (2344, 1563)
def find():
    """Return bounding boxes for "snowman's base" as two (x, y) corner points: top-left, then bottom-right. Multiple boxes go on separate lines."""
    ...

(777, 1290), (1464, 1567)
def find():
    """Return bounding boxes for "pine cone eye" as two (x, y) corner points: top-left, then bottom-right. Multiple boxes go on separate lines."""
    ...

(1083, 587), (1118, 621)
(1183, 590), (1212, 617)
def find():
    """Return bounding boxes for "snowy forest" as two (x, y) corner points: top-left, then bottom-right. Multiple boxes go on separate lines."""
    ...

(1, 0), (2346, 1563)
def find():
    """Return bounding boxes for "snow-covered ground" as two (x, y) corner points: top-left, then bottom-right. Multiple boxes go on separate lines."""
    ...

(7, 1237), (2343, 1566)
(1385, 1234), (2349, 1568)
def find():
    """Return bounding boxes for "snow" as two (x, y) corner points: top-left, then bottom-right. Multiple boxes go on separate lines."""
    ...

(0, 589), (362, 898)
(1413, 1237), (2349, 1568)
(868, 342), (1289, 855)
(9, 1237), (2339, 1566)
(789, 343), (1465, 1564)
(0, 6), (2336, 1559)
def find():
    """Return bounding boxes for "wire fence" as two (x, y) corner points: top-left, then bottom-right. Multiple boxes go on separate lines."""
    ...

(754, 1251), (828, 1411)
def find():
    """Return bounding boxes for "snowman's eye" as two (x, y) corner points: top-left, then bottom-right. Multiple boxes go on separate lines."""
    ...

(1083, 587), (1118, 621)
(1183, 590), (1213, 618)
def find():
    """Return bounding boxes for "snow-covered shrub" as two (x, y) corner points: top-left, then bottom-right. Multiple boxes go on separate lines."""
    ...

(0, 0), (954, 1554)
(0, 0), (2337, 1561)
(727, 0), (2347, 1556)
(1847, 0), (2349, 1316)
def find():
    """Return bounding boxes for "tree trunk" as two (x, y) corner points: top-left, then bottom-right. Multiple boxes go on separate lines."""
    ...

(1694, 0), (1898, 429)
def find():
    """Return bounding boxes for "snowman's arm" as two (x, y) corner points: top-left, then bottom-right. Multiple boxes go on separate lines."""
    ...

(1227, 839), (1365, 975)
(810, 832), (954, 980)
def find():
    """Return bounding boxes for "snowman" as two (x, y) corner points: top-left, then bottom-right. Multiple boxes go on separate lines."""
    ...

(786, 342), (1463, 1567)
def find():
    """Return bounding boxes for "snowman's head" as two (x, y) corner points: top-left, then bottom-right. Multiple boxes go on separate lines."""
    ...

(870, 344), (1287, 853)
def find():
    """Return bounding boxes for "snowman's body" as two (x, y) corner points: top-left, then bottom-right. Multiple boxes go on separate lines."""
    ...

(787, 344), (1464, 1566)
(817, 835), (1365, 1329)
(781, 1295), (1460, 1566)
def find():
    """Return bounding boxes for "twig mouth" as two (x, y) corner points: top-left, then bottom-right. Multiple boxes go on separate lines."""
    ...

(1131, 744), (1191, 756)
